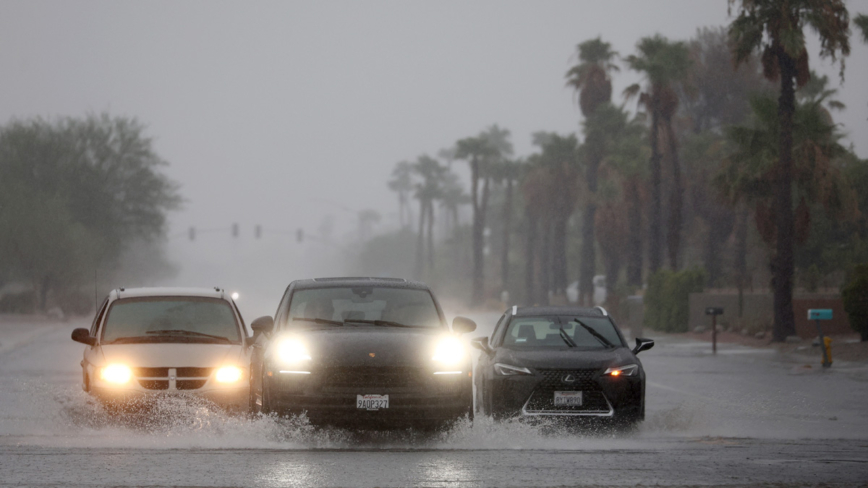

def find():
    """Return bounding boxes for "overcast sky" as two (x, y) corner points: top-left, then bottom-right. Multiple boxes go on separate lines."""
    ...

(2, 0), (866, 316)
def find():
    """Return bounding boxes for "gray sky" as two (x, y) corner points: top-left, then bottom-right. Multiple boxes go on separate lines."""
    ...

(2, 0), (866, 316)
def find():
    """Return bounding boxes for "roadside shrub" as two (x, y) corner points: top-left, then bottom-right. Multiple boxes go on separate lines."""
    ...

(644, 267), (706, 333)
(0, 290), (36, 313)
(842, 263), (868, 341)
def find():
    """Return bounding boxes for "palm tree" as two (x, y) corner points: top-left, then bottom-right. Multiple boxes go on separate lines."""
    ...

(531, 132), (580, 298)
(728, 0), (850, 341)
(490, 158), (523, 296)
(625, 35), (692, 272)
(411, 155), (447, 280)
(388, 161), (414, 229)
(566, 37), (619, 306)
(454, 125), (513, 305)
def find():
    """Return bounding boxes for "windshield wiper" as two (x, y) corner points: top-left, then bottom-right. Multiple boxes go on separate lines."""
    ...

(292, 317), (345, 327)
(558, 326), (577, 347)
(145, 330), (232, 342)
(346, 319), (429, 328)
(572, 319), (615, 348)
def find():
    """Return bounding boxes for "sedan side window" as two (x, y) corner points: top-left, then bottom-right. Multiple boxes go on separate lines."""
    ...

(490, 313), (510, 348)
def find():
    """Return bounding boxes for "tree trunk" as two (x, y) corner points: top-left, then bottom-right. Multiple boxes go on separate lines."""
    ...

(626, 179), (644, 287)
(524, 210), (538, 305)
(552, 216), (568, 296)
(427, 201), (435, 275)
(470, 158), (484, 306)
(648, 109), (663, 274)
(580, 146), (600, 305)
(415, 199), (427, 280)
(540, 218), (551, 306)
(735, 207), (749, 319)
(772, 54), (797, 342)
(665, 117), (683, 270)
(501, 178), (513, 293)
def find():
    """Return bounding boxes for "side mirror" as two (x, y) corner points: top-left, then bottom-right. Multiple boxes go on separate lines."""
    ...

(452, 316), (477, 334)
(632, 337), (654, 355)
(71, 328), (96, 346)
(251, 316), (274, 338)
(470, 336), (493, 355)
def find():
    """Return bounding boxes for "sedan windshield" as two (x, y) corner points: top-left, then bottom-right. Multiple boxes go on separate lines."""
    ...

(101, 297), (241, 344)
(501, 315), (624, 349)
(286, 286), (443, 329)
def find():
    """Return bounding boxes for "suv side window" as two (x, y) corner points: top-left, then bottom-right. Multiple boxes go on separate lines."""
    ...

(490, 312), (510, 348)
(90, 298), (109, 337)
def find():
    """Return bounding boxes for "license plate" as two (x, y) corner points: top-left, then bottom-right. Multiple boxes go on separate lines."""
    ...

(357, 394), (389, 411)
(554, 391), (582, 406)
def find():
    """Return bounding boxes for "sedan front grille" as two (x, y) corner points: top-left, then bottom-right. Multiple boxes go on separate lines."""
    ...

(524, 369), (611, 414)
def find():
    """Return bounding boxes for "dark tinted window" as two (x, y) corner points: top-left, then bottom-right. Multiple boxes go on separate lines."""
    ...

(286, 287), (442, 328)
(502, 315), (623, 349)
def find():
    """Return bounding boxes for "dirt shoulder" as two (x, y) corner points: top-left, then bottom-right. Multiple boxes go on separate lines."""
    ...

(666, 328), (868, 364)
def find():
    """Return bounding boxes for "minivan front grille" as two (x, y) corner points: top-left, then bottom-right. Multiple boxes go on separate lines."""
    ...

(130, 366), (213, 391)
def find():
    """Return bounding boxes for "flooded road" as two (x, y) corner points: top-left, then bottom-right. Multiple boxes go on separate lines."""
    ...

(1, 316), (867, 487)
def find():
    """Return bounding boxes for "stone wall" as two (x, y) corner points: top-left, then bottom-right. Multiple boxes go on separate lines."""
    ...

(687, 292), (852, 338)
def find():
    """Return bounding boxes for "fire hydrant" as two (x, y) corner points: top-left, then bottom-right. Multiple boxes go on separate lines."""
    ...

(823, 336), (833, 367)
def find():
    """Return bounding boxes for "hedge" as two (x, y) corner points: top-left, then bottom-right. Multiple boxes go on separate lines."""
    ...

(644, 267), (706, 333)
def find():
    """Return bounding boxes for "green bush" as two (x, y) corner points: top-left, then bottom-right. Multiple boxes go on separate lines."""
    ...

(644, 267), (706, 333)
(842, 263), (868, 342)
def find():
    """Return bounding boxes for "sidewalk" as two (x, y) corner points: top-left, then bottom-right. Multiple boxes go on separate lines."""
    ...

(0, 314), (86, 356)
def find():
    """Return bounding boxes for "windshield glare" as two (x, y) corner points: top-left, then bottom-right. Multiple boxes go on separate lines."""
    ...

(286, 287), (442, 328)
(502, 316), (623, 348)
(101, 297), (241, 343)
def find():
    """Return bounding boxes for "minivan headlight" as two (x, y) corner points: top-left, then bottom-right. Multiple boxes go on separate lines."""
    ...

(215, 366), (243, 383)
(101, 364), (132, 384)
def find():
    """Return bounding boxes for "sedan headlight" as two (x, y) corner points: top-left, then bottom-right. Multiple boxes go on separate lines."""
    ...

(215, 366), (243, 383)
(604, 364), (638, 377)
(276, 338), (312, 364)
(494, 362), (532, 376)
(101, 364), (132, 384)
(432, 336), (465, 366)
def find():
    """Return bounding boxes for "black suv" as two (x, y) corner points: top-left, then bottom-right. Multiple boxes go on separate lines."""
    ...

(249, 277), (476, 429)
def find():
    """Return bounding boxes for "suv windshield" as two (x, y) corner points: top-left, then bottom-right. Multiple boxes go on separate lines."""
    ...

(286, 286), (442, 329)
(501, 315), (624, 349)
(101, 297), (241, 344)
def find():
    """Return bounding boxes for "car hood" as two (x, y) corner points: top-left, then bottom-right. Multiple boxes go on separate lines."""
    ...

(98, 344), (246, 367)
(275, 328), (451, 368)
(496, 346), (637, 371)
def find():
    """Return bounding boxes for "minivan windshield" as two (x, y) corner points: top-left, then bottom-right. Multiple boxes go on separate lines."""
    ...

(286, 286), (443, 329)
(501, 315), (624, 349)
(101, 297), (241, 344)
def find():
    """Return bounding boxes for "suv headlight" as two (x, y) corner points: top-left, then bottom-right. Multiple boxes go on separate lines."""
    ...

(494, 362), (532, 376)
(603, 364), (638, 377)
(276, 338), (312, 364)
(432, 336), (465, 366)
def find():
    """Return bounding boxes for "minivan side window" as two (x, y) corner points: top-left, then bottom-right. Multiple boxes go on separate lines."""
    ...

(90, 298), (109, 336)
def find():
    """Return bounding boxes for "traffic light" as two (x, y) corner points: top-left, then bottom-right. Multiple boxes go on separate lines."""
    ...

(296, 228), (304, 242)
(188, 227), (196, 241)
(231, 223), (239, 238)
(254, 225), (262, 239)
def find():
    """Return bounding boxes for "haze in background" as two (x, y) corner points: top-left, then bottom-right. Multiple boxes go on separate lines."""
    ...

(1, 1), (866, 318)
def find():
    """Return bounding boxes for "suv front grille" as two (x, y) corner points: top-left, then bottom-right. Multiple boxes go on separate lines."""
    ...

(524, 369), (611, 414)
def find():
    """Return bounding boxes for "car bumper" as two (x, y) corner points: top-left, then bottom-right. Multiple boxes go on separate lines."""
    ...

(91, 384), (249, 411)
(265, 370), (472, 428)
(487, 373), (643, 420)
